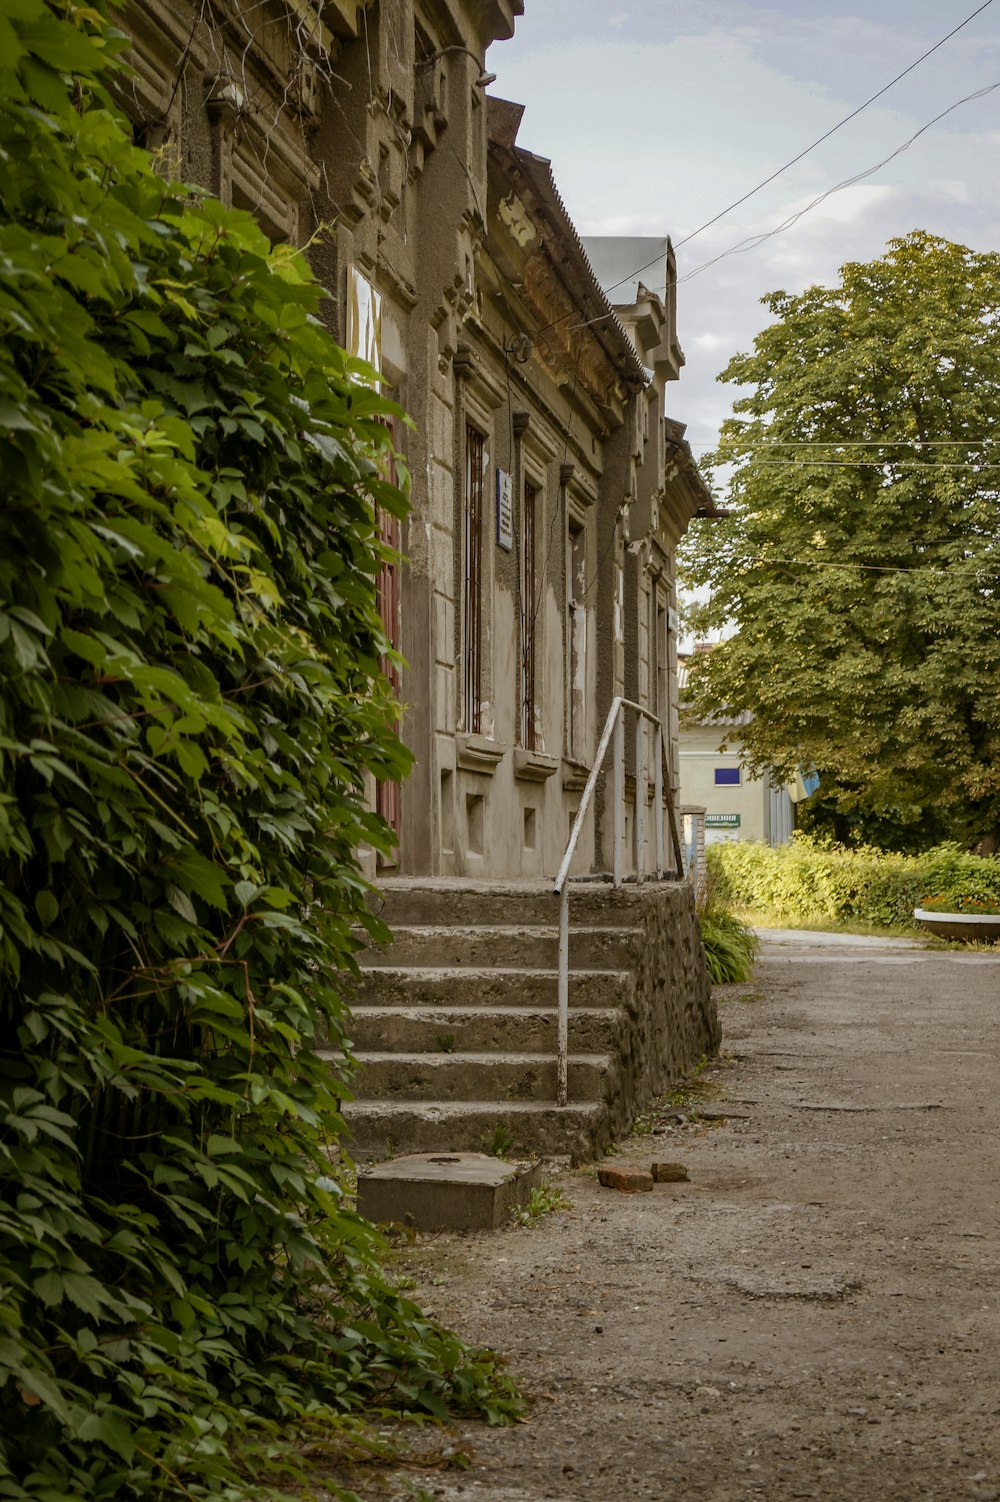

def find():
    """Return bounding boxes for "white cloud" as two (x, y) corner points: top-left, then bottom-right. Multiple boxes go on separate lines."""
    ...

(926, 179), (973, 205)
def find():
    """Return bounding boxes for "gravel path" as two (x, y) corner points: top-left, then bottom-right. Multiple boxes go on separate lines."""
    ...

(377, 931), (1000, 1502)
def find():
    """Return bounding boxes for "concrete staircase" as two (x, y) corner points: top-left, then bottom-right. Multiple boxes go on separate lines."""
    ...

(339, 878), (644, 1163)
(338, 874), (720, 1164)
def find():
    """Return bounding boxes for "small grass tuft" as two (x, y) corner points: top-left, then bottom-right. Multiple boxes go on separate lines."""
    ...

(483, 1123), (516, 1158)
(512, 1184), (570, 1226)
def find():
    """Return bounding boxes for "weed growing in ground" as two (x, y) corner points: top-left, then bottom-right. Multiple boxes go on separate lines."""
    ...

(512, 1185), (571, 1226)
(484, 1124), (516, 1158)
(626, 1057), (729, 1137)
(661, 1054), (715, 1109)
(732, 985), (767, 1004)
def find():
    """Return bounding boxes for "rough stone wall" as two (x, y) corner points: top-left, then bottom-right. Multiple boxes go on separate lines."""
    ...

(601, 883), (719, 1146)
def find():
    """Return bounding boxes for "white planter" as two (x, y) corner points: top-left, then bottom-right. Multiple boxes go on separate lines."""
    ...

(913, 907), (1000, 942)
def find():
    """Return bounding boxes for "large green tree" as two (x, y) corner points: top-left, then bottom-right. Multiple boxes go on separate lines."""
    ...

(683, 231), (1000, 848)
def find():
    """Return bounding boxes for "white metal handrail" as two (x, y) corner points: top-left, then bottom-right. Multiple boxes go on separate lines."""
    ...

(551, 696), (685, 1106)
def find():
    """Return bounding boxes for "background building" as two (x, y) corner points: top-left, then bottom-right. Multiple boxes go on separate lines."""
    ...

(678, 655), (794, 848)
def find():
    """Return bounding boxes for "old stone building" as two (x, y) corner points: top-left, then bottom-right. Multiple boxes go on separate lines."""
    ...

(117, 0), (719, 1156)
(117, 0), (714, 883)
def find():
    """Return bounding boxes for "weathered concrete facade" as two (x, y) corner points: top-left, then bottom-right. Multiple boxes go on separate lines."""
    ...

(118, 2), (719, 1157)
(118, 0), (713, 886)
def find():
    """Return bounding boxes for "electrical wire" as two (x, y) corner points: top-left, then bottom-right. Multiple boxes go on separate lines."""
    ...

(711, 439), (999, 449)
(727, 458), (1000, 469)
(601, 0), (995, 295)
(725, 554), (1000, 576)
(676, 79), (1000, 287)
(555, 72), (1000, 346)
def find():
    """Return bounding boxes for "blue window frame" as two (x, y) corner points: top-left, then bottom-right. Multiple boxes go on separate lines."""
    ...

(714, 766), (741, 786)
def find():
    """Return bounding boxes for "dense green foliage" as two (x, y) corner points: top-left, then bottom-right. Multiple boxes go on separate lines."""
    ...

(683, 232), (1000, 848)
(0, 4), (521, 1498)
(709, 836), (1000, 933)
(697, 872), (758, 985)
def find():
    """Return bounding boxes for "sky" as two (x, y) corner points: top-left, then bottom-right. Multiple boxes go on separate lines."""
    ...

(487, 0), (1000, 466)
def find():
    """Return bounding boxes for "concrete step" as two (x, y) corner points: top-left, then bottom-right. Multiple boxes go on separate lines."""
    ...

(344, 1050), (613, 1104)
(370, 878), (657, 930)
(342, 1097), (608, 1163)
(347, 1004), (623, 1054)
(349, 965), (634, 1011)
(359, 924), (636, 971)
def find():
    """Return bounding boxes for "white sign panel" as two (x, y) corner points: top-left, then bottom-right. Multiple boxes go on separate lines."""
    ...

(346, 265), (382, 382)
(496, 469), (513, 551)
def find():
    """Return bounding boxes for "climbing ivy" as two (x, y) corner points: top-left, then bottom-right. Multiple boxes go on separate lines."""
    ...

(0, 3), (522, 1498)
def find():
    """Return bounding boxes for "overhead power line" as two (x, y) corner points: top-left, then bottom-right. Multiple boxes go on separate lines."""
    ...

(734, 457), (1000, 469)
(603, 0), (995, 296)
(676, 80), (1000, 287)
(742, 555), (993, 575)
(547, 74), (999, 345)
(711, 439), (998, 449)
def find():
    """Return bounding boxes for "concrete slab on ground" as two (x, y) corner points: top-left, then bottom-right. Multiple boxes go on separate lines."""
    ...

(357, 1152), (542, 1231)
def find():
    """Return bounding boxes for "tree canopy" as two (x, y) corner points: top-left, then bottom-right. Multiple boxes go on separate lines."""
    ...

(0, 3), (520, 1498)
(683, 231), (1000, 849)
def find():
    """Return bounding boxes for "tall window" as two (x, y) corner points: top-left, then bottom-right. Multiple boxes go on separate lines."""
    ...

(375, 415), (402, 863)
(521, 480), (537, 749)
(567, 518), (587, 761)
(463, 425), (484, 733)
(650, 578), (667, 730)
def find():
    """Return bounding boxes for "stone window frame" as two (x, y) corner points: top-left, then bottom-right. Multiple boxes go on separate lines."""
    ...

(113, 5), (189, 172)
(206, 82), (319, 246)
(514, 420), (558, 758)
(564, 476), (597, 770)
(454, 349), (506, 759)
(461, 420), (487, 737)
(520, 472), (538, 750)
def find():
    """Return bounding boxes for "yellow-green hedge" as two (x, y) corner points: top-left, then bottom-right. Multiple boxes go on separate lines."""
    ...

(709, 835), (1000, 932)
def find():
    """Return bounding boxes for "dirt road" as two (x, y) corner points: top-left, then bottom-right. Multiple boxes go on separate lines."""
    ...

(387, 929), (1000, 1502)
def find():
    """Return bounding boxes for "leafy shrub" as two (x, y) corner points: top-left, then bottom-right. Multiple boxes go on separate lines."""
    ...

(0, 5), (522, 1499)
(697, 869), (758, 984)
(709, 835), (1000, 932)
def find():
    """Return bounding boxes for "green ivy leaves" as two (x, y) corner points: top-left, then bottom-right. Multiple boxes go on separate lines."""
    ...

(0, 3), (521, 1498)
